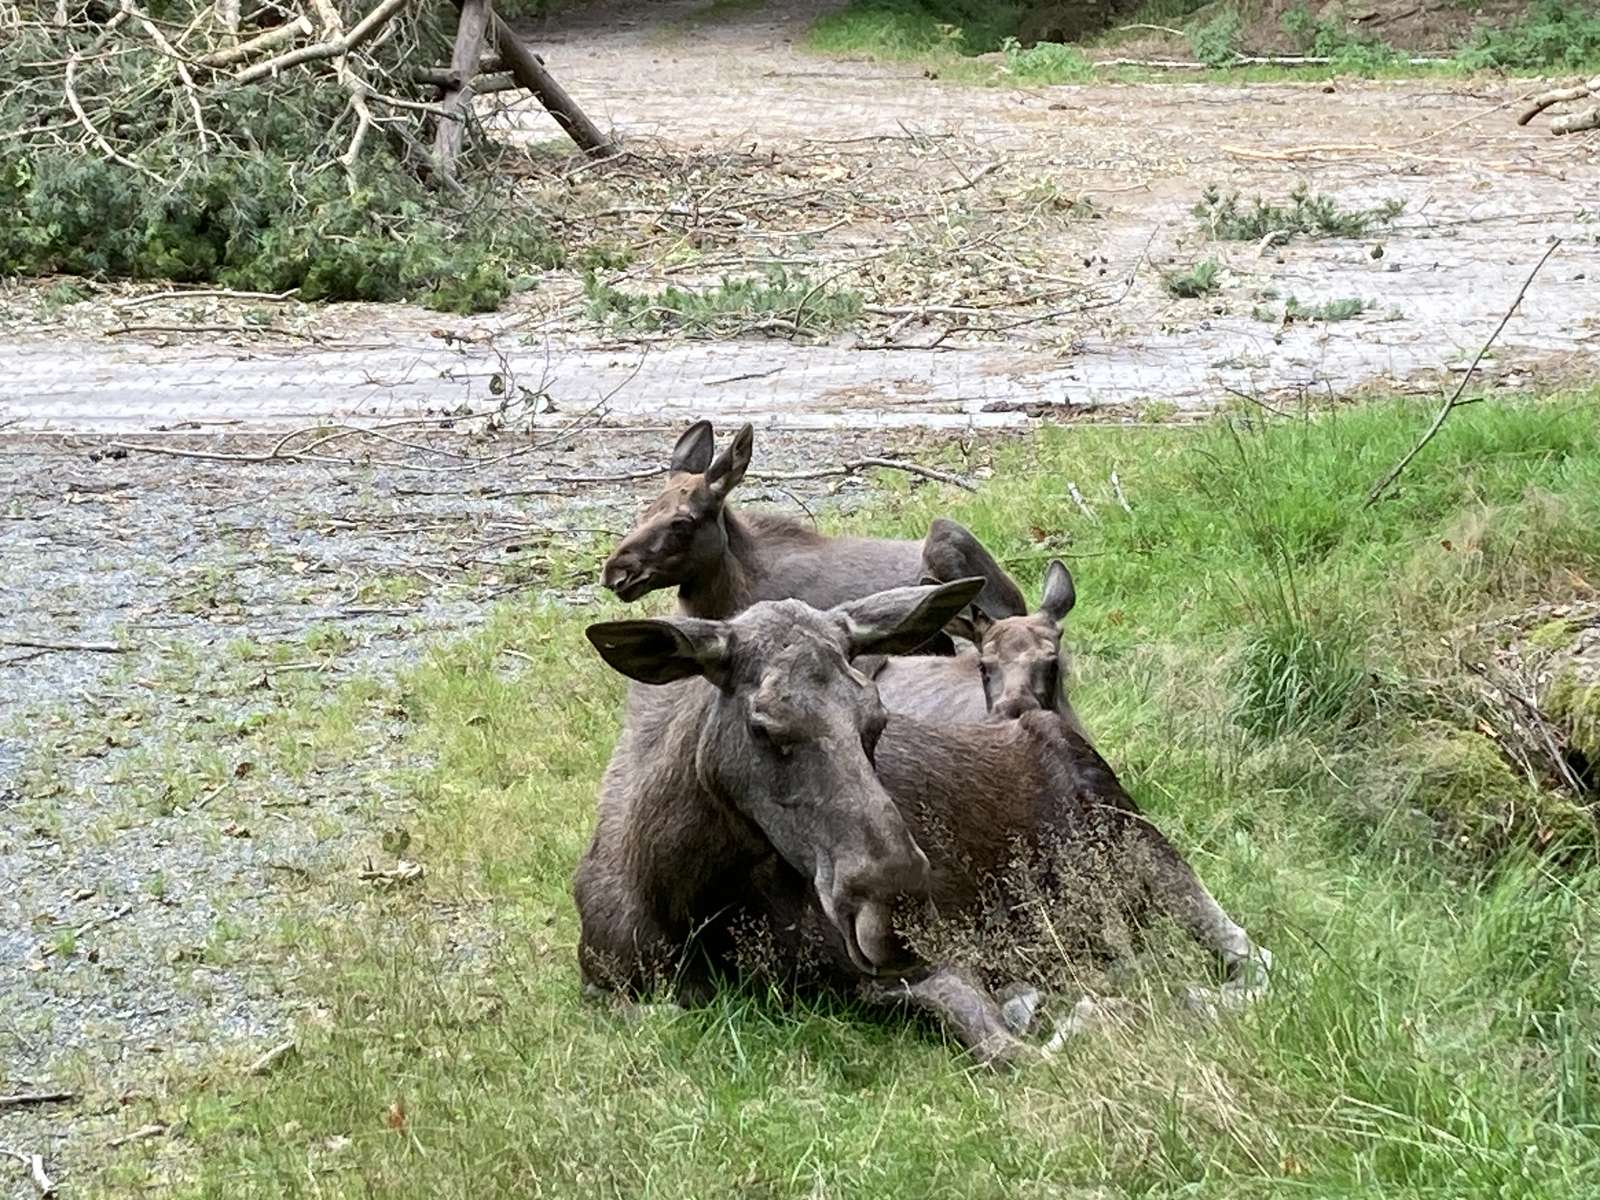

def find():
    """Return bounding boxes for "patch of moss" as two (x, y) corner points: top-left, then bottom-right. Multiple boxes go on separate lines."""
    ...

(1546, 665), (1600, 761)
(1528, 618), (1578, 652)
(1399, 722), (1589, 848)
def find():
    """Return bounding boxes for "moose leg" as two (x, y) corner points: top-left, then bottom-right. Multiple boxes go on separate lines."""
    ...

(1134, 827), (1271, 1003)
(920, 518), (1029, 621)
(861, 966), (1038, 1069)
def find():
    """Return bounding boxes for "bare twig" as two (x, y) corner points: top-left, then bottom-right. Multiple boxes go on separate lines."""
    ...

(1066, 481), (1097, 522)
(0, 1147), (54, 1197)
(106, 1124), (168, 1149)
(246, 1040), (297, 1076)
(0, 637), (124, 653)
(127, 1), (209, 151)
(1365, 240), (1561, 507)
(0, 1092), (74, 1111)
(754, 457), (976, 493)
(1110, 470), (1132, 516)
(703, 367), (782, 387)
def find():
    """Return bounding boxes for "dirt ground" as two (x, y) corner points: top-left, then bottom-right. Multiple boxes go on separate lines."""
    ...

(1, 1), (1597, 1194)
(3, 0), (1597, 433)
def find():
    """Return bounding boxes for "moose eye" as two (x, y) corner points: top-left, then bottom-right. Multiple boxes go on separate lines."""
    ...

(748, 720), (794, 758)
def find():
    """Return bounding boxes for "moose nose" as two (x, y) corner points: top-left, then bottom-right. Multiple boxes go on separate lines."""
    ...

(600, 557), (634, 594)
(993, 692), (1042, 720)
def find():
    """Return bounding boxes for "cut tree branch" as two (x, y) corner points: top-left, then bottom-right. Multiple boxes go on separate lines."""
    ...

(492, 14), (613, 156)
(433, 0), (491, 179)
(233, 0), (407, 85)
(196, 15), (313, 69)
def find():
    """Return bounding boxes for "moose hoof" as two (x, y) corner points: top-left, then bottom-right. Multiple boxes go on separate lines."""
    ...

(997, 983), (1043, 1037)
(1041, 994), (1141, 1053)
(973, 1030), (1043, 1072)
(1183, 980), (1262, 1022)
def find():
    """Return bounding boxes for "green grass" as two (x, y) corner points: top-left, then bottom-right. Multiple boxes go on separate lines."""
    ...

(103, 394), (1600, 1199)
(807, 0), (1025, 58)
(1163, 257), (1222, 298)
(583, 269), (863, 338)
(803, 0), (1600, 82)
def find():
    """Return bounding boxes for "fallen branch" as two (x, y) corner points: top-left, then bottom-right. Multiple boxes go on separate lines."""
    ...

(0, 637), (125, 653)
(1092, 52), (1449, 69)
(66, 35), (164, 184)
(106, 1124), (168, 1149)
(1517, 75), (1600, 135)
(753, 457), (976, 493)
(0, 1147), (54, 1198)
(1364, 240), (1561, 507)
(0, 1092), (75, 1110)
(112, 287), (302, 309)
(234, 0), (408, 85)
(196, 15), (313, 68)
(360, 858), (424, 885)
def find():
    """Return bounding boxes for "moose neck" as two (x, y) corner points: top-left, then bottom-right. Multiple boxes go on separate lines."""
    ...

(623, 680), (773, 927)
(677, 506), (761, 620)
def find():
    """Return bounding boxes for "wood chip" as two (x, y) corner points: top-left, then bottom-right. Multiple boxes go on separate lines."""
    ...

(359, 859), (424, 886)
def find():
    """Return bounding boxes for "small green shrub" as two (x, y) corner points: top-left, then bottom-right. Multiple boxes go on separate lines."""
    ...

(1281, 3), (1402, 71)
(0, 148), (561, 313)
(1195, 183), (1404, 241)
(1189, 11), (1243, 68)
(1457, 0), (1600, 71)
(1162, 258), (1221, 298)
(1002, 38), (1096, 82)
(808, 0), (1025, 57)
(584, 269), (863, 336)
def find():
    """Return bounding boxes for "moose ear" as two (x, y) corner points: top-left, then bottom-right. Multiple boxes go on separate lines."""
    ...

(1038, 560), (1076, 624)
(670, 420), (715, 474)
(922, 572), (981, 645)
(586, 618), (730, 686)
(703, 422), (753, 502)
(835, 577), (986, 657)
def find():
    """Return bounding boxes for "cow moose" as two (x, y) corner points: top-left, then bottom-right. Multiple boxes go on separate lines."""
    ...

(575, 582), (1270, 1067)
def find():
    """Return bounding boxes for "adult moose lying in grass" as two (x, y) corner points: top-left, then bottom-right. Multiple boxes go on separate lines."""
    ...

(599, 420), (1027, 635)
(576, 579), (1271, 1066)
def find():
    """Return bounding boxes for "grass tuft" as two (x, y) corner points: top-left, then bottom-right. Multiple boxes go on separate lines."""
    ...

(1163, 257), (1222, 298)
